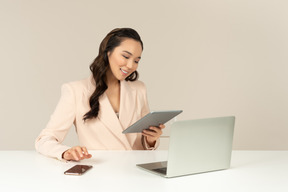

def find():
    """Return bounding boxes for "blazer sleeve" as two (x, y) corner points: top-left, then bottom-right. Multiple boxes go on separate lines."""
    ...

(35, 83), (76, 161)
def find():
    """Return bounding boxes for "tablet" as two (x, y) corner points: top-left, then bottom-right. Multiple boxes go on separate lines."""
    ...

(122, 110), (183, 134)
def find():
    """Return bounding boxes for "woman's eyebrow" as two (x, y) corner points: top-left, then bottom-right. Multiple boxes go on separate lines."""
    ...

(123, 50), (141, 59)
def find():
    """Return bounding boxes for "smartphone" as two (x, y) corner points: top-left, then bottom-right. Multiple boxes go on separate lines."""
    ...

(64, 165), (93, 176)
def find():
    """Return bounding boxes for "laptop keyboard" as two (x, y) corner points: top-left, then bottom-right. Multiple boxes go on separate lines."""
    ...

(152, 167), (167, 175)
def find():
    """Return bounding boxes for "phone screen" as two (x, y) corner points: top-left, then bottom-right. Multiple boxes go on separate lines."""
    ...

(64, 165), (93, 175)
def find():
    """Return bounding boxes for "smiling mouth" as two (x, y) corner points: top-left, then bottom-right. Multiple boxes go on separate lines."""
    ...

(120, 68), (128, 74)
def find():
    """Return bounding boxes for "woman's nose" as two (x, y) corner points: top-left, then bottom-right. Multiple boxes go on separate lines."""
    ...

(126, 60), (133, 69)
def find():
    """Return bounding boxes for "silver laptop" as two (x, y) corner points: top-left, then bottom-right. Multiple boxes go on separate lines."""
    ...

(137, 116), (235, 178)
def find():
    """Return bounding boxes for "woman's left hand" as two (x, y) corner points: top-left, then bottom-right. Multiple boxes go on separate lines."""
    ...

(142, 124), (165, 147)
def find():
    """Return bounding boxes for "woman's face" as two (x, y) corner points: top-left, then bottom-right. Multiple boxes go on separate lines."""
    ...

(107, 38), (142, 81)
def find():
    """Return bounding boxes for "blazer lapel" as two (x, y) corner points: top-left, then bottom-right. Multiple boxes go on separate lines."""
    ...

(119, 81), (136, 130)
(87, 76), (136, 126)
(119, 81), (138, 147)
(87, 77), (138, 149)
(98, 92), (132, 150)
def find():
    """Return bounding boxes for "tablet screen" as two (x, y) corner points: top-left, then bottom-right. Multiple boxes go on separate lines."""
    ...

(122, 110), (183, 134)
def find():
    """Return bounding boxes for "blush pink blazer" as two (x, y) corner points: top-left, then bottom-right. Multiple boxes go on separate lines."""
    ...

(35, 75), (159, 160)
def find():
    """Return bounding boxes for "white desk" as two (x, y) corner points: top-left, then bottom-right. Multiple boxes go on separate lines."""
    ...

(0, 150), (287, 192)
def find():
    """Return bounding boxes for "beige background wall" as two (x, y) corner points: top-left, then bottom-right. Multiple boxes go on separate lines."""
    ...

(1, 0), (287, 150)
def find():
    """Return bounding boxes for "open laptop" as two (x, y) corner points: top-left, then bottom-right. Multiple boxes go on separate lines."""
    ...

(137, 116), (235, 178)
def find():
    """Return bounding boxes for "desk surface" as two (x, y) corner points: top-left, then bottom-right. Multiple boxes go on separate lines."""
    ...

(0, 150), (287, 192)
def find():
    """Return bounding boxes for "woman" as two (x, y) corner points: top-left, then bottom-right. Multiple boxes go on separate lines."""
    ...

(35, 28), (165, 161)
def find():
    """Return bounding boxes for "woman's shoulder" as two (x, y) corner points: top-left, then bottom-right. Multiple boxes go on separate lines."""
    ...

(125, 80), (147, 91)
(63, 76), (92, 92)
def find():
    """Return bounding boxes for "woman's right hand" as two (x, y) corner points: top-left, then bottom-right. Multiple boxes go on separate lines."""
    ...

(62, 146), (92, 161)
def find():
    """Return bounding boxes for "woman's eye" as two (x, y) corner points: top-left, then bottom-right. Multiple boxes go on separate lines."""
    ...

(122, 55), (129, 59)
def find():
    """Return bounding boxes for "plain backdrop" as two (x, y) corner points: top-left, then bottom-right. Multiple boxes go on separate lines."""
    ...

(1, 0), (287, 150)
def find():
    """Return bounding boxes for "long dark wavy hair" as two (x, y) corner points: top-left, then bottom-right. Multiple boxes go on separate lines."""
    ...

(83, 28), (144, 121)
